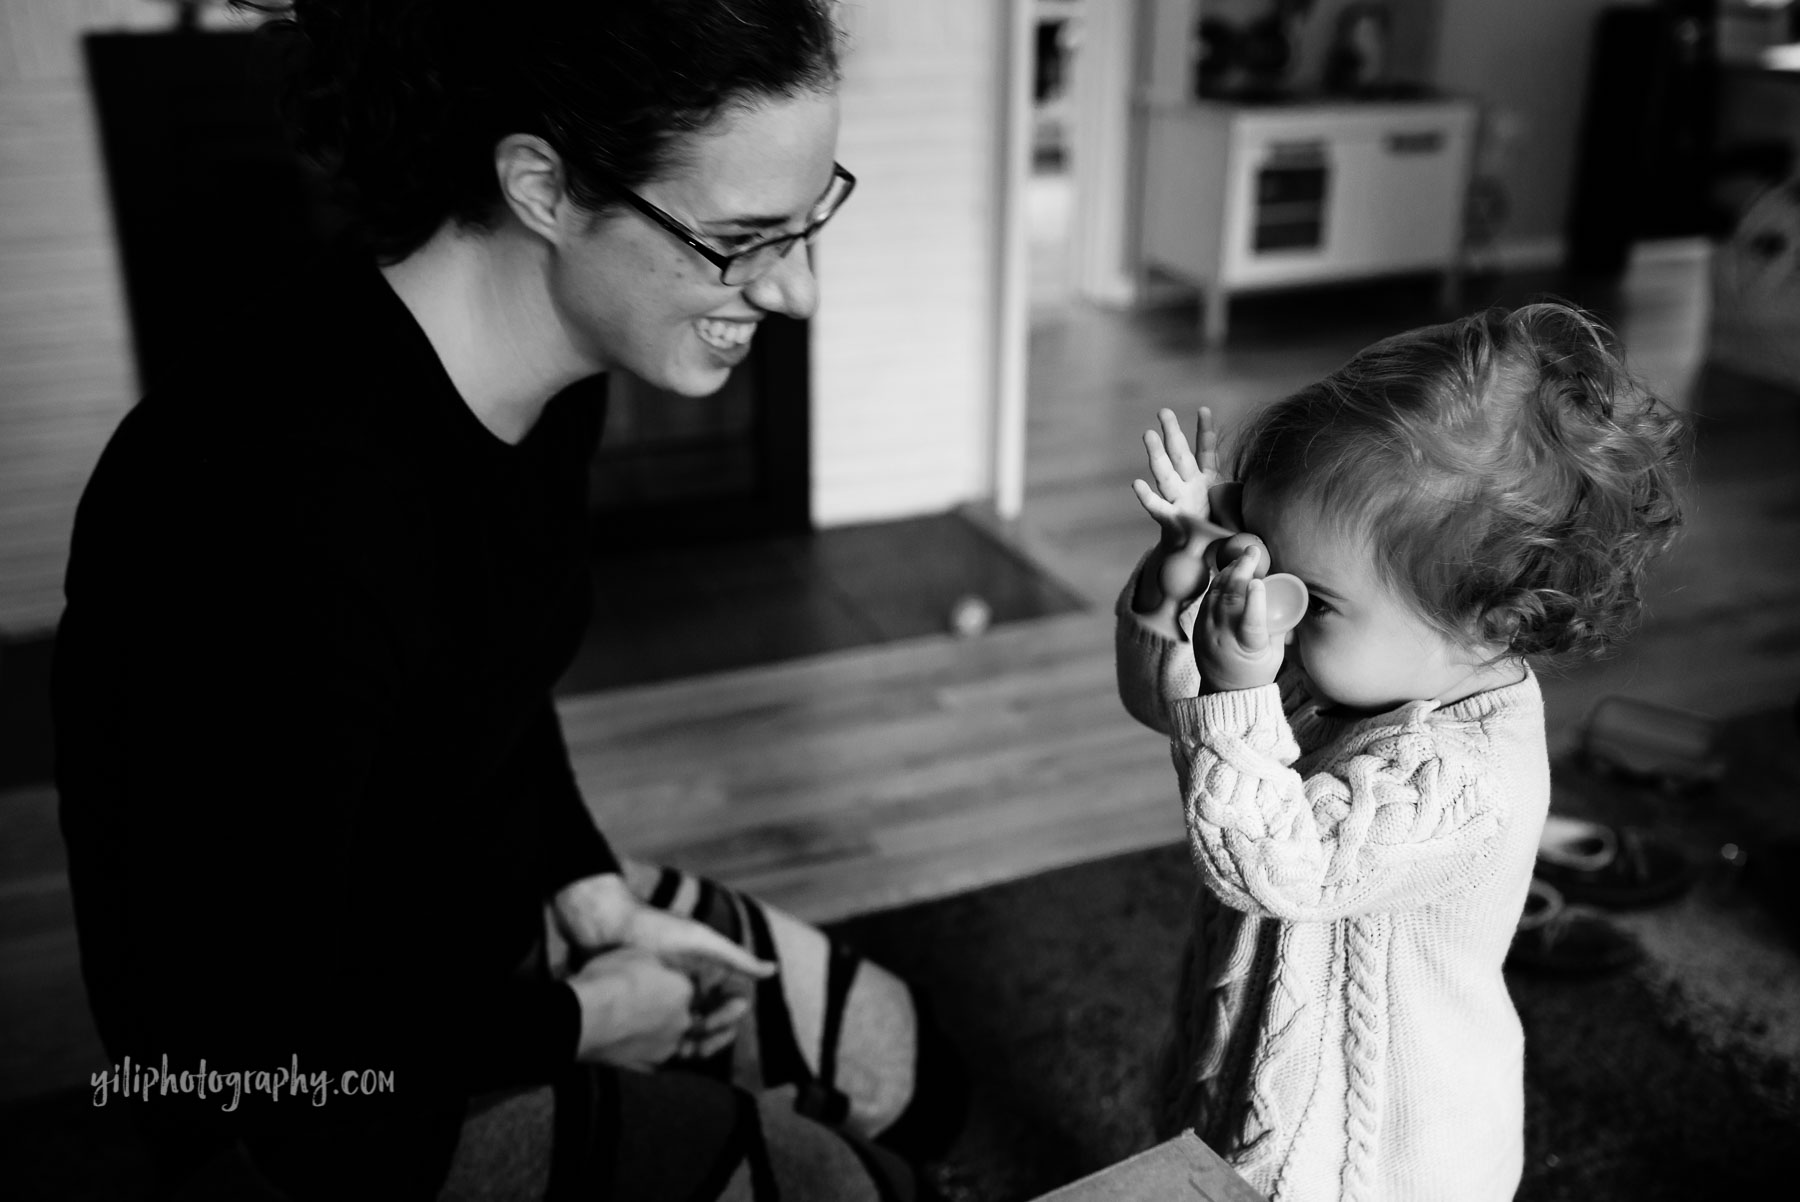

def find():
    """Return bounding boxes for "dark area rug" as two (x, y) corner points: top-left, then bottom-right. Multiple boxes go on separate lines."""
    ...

(557, 510), (1085, 695)
(829, 847), (1794, 1202)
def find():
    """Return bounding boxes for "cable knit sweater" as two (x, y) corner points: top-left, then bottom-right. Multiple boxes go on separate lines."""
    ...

(1115, 566), (1548, 1202)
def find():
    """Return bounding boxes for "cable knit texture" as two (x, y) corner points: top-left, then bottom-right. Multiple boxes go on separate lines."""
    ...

(1117, 561), (1546, 1202)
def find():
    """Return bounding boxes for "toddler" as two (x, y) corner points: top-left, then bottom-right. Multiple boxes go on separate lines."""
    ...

(1115, 303), (1687, 1201)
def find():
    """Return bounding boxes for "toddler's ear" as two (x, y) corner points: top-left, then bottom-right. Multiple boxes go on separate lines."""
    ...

(1471, 594), (1541, 656)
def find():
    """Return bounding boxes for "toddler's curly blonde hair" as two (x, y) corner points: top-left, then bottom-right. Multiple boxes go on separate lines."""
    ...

(1231, 301), (1689, 665)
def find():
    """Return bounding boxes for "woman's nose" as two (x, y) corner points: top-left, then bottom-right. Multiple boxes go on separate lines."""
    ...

(743, 243), (819, 320)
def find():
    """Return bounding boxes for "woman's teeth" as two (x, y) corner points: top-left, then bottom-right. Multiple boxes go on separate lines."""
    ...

(696, 318), (755, 350)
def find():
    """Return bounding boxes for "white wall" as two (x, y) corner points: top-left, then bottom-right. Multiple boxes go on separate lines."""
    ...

(1432, 0), (1651, 254)
(1130, 0), (1647, 270)
(0, 1), (1008, 632)
(809, 0), (1005, 526)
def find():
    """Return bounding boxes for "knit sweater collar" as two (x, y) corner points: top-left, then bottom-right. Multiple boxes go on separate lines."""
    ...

(1302, 666), (1541, 732)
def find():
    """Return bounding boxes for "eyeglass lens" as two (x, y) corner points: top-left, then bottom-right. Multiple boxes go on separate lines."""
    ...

(721, 172), (853, 285)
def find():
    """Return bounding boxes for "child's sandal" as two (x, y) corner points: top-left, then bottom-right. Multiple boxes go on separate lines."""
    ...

(1506, 879), (1640, 975)
(1534, 814), (1696, 908)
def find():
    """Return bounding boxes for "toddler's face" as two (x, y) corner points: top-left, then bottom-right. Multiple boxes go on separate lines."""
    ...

(1239, 484), (1500, 714)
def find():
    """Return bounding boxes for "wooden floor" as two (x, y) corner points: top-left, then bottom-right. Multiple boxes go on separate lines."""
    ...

(4, 246), (1798, 1104)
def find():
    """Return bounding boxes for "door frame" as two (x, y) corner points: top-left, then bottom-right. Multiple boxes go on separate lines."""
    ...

(993, 0), (1145, 520)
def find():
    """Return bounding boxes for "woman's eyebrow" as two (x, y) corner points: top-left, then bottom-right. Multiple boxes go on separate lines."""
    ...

(705, 176), (841, 230)
(705, 213), (792, 231)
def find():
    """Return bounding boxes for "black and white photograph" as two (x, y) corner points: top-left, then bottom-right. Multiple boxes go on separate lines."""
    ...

(1, 1), (1796, 1198)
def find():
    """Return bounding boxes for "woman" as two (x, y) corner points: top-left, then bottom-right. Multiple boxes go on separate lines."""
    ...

(54, 2), (954, 1197)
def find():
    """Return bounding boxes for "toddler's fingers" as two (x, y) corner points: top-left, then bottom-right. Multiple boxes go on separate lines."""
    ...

(1230, 542), (1261, 585)
(1143, 431), (1185, 497)
(1158, 409), (1200, 478)
(1132, 479), (1178, 524)
(1200, 545), (1250, 628)
(1195, 407), (1219, 475)
(1211, 544), (1260, 625)
(1238, 578), (1270, 652)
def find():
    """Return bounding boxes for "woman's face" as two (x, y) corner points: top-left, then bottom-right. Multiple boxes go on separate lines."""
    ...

(552, 89), (841, 397)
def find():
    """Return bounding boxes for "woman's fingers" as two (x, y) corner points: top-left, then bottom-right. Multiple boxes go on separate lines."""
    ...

(669, 925), (777, 981)
(694, 994), (752, 1038)
(694, 1026), (740, 1060)
(672, 992), (752, 1061)
(633, 908), (777, 980)
(681, 1008), (748, 1061)
(567, 946), (697, 1069)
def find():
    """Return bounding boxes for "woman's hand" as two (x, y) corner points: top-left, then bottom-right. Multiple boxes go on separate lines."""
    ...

(618, 903), (775, 992)
(553, 872), (775, 1062)
(1197, 543), (1286, 693)
(551, 873), (640, 952)
(566, 947), (698, 1070)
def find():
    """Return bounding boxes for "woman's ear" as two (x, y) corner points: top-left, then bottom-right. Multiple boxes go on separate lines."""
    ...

(494, 133), (572, 243)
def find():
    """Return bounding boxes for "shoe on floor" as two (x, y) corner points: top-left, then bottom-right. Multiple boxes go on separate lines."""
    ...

(1534, 814), (1697, 908)
(1507, 879), (1642, 975)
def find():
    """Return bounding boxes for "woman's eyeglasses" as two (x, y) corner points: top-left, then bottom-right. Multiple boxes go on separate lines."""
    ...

(617, 165), (857, 287)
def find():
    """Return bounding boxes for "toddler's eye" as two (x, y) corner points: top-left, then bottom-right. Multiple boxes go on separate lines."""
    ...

(1307, 596), (1333, 618)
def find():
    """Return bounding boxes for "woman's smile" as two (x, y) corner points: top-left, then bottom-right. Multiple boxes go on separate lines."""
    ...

(694, 316), (759, 359)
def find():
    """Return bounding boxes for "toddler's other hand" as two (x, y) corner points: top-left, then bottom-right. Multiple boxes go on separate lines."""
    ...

(1197, 544), (1286, 692)
(1132, 407), (1233, 553)
(1131, 408), (1242, 627)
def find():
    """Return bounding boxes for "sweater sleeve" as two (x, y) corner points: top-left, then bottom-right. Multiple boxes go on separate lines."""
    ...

(1168, 686), (1503, 921)
(1114, 547), (1204, 736)
(522, 697), (622, 892)
(54, 424), (582, 1098)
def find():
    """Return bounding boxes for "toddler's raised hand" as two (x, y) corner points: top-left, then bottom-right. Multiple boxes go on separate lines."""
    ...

(1197, 544), (1286, 693)
(1132, 407), (1230, 550)
(1131, 408), (1241, 622)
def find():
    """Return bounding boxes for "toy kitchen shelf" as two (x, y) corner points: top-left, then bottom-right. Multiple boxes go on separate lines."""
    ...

(1138, 96), (1478, 344)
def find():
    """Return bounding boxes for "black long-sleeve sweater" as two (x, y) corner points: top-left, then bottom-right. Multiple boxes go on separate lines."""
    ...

(53, 257), (618, 1194)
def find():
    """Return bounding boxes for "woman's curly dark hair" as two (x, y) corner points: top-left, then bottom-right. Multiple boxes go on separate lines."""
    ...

(237, 0), (842, 261)
(1230, 301), (1691, 667)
